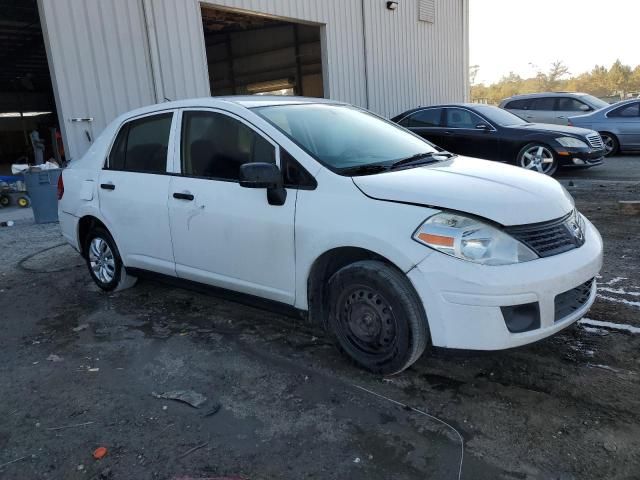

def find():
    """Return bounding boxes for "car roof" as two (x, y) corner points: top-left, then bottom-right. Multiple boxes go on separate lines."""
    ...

(116, 96), (346, 120)
(393, 103), (498, 119)
(503, 92), (590, 101)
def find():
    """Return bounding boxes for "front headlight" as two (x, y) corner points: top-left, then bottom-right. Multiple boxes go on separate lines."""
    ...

(413, 212), (538, 265)
(555, 137), (589, 149)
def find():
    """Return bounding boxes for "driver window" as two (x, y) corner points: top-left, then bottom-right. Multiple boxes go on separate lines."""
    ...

(444, 108), (484, 129)
(181, 111), (276, 181)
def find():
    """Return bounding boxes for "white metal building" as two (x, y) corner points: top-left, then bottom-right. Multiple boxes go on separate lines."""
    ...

(31, 0), (468, 161)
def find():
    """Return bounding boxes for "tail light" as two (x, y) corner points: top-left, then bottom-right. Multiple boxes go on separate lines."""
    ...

(57, 173), (64, 200)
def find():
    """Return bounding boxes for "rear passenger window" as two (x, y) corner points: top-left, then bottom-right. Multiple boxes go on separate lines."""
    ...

(505, 99), (531, 110)
(609, 102), (640, 117)
(407, 109), (441, 127)
(181, 111), (275, 181)
(107, 113), (173, 173)
(530, 97), (556, 111)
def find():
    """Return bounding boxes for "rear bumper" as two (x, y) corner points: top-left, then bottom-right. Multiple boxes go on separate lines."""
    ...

(59, 210), (80, 252)
(407, 218), (603, 350)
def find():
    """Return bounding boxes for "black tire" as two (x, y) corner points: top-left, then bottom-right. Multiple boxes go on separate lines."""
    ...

(599, 132), (619, 157)
(327, 260), (429, 375)
(516, 142), (558, 176)
(84, 227), (135, 291)
(0, 195), (9, 207)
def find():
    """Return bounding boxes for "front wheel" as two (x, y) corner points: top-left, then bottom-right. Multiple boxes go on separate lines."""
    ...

(517, 143), (558, 176)
(327, 260), (429, 375)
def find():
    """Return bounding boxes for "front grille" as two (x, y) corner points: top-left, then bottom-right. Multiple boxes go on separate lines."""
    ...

(554, 278), (594, 322)
(506, 210), (585, 258)
(586, 133), (604, 150)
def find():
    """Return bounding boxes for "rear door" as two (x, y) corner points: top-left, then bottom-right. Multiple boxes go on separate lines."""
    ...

(503, 99), (532, 121)
(98, 111), (177, 276)
(398, 108), (446, 148)
(167, 109), (297, 304)
(608, 101), (640, 150)
(441, 107), (500, 160)
(528, 97), (558, 124)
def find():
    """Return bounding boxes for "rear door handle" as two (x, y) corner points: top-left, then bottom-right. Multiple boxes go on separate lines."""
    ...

(444, 131), (453, 135)
(100, 183), (115, 190)
(556, 116), (566, 119)
(173, 192), (194, 201)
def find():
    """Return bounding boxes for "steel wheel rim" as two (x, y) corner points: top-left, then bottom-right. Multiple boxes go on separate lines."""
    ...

(520, 145), (555, 174)
(88, 237), (116, 284)
(336, 285), (398, 355)
(601, 134), (615, 155)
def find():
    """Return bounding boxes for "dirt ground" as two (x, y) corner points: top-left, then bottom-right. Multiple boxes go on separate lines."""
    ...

(1, 158), (639, 480)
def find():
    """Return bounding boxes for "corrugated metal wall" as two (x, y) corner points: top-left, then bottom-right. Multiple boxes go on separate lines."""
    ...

(363, 0), (468, 117)
(39, 0), (467, 159)
(39, 0), (156, 160)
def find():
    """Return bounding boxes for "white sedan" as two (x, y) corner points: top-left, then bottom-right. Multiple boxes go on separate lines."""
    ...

(58, 96), (603, 374)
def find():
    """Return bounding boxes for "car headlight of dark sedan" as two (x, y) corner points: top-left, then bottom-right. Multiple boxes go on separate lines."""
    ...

(555, 137), (589, 149)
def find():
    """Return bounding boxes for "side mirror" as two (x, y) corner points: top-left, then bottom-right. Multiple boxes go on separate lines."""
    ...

(239, 162), (287, 206)
(239, 162), (281, 189)
(475, 123), (491, 131)
(579, 105), (591, 112)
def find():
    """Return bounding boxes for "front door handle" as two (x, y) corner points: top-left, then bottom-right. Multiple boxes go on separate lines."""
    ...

(557, 116), (566, 119)
(100, 183), (115, 190)
(173, 192), (194, 201)
(444, 131), (453, 135)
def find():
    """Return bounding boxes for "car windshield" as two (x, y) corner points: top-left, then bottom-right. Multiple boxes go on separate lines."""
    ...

(473, 105), (529, 126)
(580, 94), (609, 110)
(253, 103), (438, 173)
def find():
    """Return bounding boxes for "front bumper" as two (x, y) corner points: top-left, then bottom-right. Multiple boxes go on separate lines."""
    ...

(408, 218), (603, 350)
(556, 147), (605, 167)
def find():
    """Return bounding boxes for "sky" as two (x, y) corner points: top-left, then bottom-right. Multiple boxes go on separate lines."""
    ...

(469, 0), (640, 85)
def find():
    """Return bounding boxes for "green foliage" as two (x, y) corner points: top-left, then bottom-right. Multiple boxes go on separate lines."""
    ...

(471, 60), (640, 104)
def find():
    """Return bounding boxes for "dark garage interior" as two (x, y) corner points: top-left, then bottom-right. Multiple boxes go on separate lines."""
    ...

(201, 5), (324, 98)
(0, 0), (63, 175)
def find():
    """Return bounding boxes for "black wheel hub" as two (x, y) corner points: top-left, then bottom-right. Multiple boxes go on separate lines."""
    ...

(338, 286), (397, 354)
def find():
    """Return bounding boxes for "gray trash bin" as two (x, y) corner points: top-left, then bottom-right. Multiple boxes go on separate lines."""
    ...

(23, 168), (62, 224)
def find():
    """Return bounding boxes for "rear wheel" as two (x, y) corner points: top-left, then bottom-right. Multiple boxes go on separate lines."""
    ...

(84, 227), (136, 291)
(0, 195), (9, 207)
(517, 143), (558, 176)
(17, 196), (30, 208)
(327, 260), (429, 375)
(600, 132), (619, 157)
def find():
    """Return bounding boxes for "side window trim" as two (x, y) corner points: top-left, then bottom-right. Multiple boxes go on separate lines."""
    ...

(104, 109), (175, 174)
(406, 107), (442, 128)
(178, 107), (281, 183)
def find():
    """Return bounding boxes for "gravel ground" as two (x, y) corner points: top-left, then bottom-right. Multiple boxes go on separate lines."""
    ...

(0, 158), (639, 479)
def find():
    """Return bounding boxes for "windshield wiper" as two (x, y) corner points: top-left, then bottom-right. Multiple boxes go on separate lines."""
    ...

(390, 151), (455, 169)
(339, 164), (391, 176)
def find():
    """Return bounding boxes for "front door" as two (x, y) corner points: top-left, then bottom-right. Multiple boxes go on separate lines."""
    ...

(168, 109), (296, 304)
(98, 111), (176, 276)
(441, 108), (500, 161)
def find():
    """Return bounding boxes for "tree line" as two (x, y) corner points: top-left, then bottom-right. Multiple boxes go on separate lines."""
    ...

(470, 60), (640, 105)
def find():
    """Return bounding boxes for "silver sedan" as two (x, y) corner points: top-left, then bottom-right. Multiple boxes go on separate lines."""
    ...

(568, 99), (640, 156)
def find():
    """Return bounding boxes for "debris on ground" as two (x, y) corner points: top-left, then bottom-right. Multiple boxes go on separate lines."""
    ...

(178, 441), (208, 459)
(152, 390), (207, 408)
(46, 421), (94, 431)
(72, 324), (89, 332)
(93, 447), (108, 460)
(203, 403), (221, 417)
(46, 354), (63, 362)
(0, 220), (15, 227)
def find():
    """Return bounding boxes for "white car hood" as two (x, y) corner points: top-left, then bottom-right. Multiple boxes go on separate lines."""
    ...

(352, 156), (574, 226)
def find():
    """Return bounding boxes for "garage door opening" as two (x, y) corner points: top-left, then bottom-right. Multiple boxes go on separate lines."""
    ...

(201, 5), (324, 98)
(0, 0), (64, 176)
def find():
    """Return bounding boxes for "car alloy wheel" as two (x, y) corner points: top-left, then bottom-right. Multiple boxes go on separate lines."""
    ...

(88, 236), (116, 284)
(600, 133), (618, 157)
(519, 145), (556, 175)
